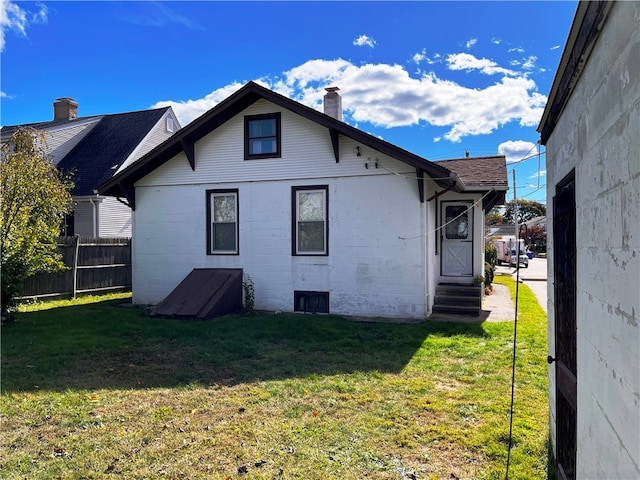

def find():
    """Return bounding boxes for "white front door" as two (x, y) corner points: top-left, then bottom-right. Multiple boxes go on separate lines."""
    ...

(441, 202), (473, 277)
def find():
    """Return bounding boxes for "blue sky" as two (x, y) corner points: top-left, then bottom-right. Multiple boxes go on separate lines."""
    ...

(1, 1), (579, 204)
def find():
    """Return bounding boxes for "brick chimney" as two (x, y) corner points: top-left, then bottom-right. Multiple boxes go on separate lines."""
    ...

(323, 87), (342, 121)
(53, 97), (78, 120)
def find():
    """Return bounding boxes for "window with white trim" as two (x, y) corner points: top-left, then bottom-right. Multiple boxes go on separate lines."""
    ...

(207, 189), (239, 254)
(292, 185), (328, 256)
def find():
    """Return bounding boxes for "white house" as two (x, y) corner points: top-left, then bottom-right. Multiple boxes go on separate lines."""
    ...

(1, 98), (180, 237)
(538, 1), (639, 478)
(99, 82), (507, 320)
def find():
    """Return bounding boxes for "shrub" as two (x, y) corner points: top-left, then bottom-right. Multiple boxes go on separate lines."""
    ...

(484, 261), (495, 287)
(485, 240), (498, 267)
(243, 275), (255, 315)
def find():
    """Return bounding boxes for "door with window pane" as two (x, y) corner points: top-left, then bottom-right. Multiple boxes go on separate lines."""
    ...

(441, 202), (473, 276)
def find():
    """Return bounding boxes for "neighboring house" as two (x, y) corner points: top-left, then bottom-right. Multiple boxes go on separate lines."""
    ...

(0, 97), (180, 237)
(523, 215), (546, 233)
(537, 1), (639, 479)
(99, 82), (507, 320)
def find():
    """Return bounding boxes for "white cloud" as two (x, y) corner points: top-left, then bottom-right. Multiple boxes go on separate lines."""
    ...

(151, 82), (244, 126)
(123, 2), (204, 30)
(447, 53), (517, 76)
(530, 169), (546, 179)
(466, 38), (477, 49)
(550, 45), (560, 51)
(509, 47), (525, 53)
(353, 34), (376, 48)
(412, 49), (440, 66)
(522, 55), (537, 70)
(412, 48), (427, 63)
(155, 57), (547, 143)
(0, 0), (48, 51)
(491, 37), (502, 45)
(498, 140), (538, 164)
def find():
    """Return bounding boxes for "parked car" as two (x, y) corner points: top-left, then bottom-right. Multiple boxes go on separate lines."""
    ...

(509, 248), (529, 268)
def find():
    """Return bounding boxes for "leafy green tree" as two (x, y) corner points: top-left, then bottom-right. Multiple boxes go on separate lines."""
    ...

(503, 199), (546, 224)
(1, 128), (74, 315)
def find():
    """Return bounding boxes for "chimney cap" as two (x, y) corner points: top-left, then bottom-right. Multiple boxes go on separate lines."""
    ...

(54, 97), (78, 106)
(324, 86), (340, 93)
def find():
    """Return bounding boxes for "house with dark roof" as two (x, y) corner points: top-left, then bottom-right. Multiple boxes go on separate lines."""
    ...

(1, 98), (180, 237)
(537, 1), (639, 478)
(99, 81), (507, 320)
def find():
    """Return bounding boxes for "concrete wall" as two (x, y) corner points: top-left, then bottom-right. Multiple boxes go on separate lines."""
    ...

(545, 2), (640, 477)
(131, 99), (460, 319)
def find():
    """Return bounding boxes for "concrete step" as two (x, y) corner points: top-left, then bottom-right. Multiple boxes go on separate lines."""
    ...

(433, 283), (482, 316)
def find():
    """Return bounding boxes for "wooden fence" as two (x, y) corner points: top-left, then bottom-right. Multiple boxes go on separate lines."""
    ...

(18, 236), (132, 300)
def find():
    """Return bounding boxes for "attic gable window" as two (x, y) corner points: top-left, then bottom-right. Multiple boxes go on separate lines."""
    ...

(244, 113), (281, 159)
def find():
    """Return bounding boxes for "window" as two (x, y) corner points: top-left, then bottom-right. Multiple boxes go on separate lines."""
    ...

(294, 291), (329, 314)
(292, 185), (328, 255)
(206, 189), (239, 254)
(166, 116), (175, 133)
(445, 205), (469, 240)
(245, 113), (281, 159)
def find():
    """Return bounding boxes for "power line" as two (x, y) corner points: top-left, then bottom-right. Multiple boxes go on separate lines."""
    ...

(398, 190), (494, 241)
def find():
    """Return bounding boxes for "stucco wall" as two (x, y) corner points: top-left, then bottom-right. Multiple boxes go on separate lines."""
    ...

(545, 2), (640, 477)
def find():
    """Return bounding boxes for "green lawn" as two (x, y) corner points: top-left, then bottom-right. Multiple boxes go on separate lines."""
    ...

(0, 277), (549, 479)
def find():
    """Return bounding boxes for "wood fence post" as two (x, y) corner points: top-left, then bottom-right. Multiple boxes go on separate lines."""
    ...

(72, 235), (80, 298)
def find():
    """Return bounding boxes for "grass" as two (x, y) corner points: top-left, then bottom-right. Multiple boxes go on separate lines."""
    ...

(0, 278), (549, 479)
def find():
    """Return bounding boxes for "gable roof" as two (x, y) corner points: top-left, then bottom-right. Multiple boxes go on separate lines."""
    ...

(434, 156), (508, 190)
(2, 107), (173, 197)
(0, 116), (102, 140)
(99, 81), (470, 209)
(435, 155), (508, 211)
(56, 108), (171, 196)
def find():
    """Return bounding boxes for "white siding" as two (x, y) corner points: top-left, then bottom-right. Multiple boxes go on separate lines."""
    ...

(545, 3), (640, 477)
(42, 118), (101, 165)
(73, 199), (96, 237)
(99, 196), (132, 237)
(137, 99), (414, 187)
(116, 109), (180, 174)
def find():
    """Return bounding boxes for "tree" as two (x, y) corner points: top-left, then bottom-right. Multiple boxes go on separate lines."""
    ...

(485, 206), (505, 225)
(526, 225), (547, 253)
(503, 199), (546, 224)
(1, 128), (74, 315)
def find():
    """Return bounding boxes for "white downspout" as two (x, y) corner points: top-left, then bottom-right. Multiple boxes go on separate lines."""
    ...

(424, 196), (432, 316)
(89, 197), (98, 237)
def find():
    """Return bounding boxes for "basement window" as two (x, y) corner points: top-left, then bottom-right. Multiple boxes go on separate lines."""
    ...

(294, 291), (329, 314)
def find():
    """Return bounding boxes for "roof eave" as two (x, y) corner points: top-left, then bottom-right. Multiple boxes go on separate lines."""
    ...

(98, 81), (459, 201)
(537, 1), (613, 145)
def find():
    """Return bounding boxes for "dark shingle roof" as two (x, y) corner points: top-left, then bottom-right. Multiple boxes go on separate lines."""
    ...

(434, 156), (508, 190)
(56, 108), (169, 196)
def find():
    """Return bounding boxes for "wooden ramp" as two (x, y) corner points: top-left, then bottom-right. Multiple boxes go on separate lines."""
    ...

(150, 268), (243, 320)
